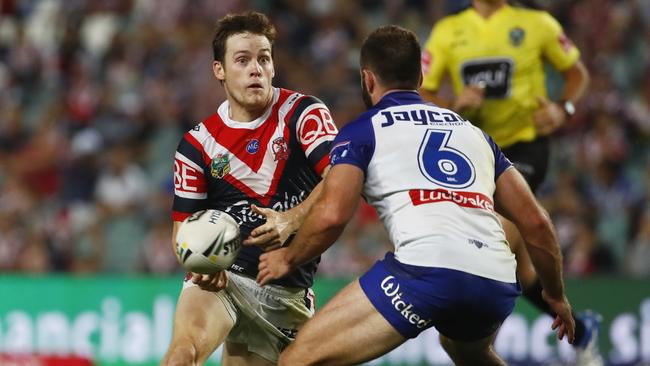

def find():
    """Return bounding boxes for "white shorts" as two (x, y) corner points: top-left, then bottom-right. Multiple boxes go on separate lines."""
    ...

(182, 272), (315, 363)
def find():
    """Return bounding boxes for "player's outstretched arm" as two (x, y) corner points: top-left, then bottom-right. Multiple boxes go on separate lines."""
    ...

(243, 169), (329, 251)
(252, 164), (363, 285)
(494, 168), (575, 343)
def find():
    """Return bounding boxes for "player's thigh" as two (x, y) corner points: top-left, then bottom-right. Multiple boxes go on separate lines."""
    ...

(222, 342), (274, 366)
(499, 214), (537, 287)
(280, 279), (406, 366)
(168, 286), (235, 361)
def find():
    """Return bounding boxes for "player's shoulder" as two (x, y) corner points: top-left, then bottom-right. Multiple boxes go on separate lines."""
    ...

(336, 108), (377, 141)
(175, 111), (225, 158)
(183, 114), (218, 142)
(279, 87), (329, 110)
(279, 88), (336, 140)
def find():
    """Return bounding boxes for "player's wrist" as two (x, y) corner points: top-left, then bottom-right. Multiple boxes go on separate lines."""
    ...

(558, 99), (576, 120)
(282, 247), (299, 269)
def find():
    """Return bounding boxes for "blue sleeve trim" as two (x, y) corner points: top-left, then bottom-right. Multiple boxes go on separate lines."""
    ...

(482, 131), (512, 180)
(329, 118), (375, 176)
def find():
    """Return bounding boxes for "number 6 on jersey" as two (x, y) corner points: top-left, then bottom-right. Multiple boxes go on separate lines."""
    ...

(418, 129), (476, 189)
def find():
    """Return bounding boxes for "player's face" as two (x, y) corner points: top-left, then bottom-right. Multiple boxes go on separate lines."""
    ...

(217, 33), (274, 113)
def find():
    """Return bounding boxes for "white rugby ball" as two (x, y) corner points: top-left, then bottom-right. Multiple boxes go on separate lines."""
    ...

(175, 209), (241, 274)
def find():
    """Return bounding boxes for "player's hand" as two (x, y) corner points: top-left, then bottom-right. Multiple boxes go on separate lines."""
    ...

(453, 83), (485, 111)
(243, 204), (294, 251)
(191, 271), (228, 292)
(542, 290), (575, 344)
(533, 97), (566, 136)
(256, 248), (292, 286)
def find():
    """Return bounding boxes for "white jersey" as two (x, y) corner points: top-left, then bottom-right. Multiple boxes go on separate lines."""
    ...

(330, 91), (517, 283)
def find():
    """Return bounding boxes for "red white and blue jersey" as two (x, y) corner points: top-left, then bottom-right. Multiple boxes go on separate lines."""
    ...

(330, 91), (517, 283)
(173, 88), (337, 288)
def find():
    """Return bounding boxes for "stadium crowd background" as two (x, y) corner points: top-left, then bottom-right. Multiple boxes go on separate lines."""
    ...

(0, 0), (649, 279)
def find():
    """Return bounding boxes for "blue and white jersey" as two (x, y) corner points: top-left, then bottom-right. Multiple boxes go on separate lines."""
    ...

(330, 91), (517, 282)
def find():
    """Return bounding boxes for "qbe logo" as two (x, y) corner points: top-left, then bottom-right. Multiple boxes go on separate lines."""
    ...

(297, 104), (337, 148)
(174, 152), (206, 199)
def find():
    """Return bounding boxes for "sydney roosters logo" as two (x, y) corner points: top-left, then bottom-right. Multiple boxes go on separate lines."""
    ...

(272, 137), (290, 161)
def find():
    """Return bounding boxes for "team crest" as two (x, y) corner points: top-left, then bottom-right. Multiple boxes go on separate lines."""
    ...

(272, 137), (290, 161)
(211, 154), (231, 179)
(509, 27), (525, 47)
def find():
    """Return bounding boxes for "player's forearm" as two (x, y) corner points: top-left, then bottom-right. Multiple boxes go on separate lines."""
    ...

(283, 164), (361, 267)
(519, 214), (566, 299)
(282, 180), (325, 234)
(171, 221), (181, 261)
(561, 61), (589, 103)
(284, 199), (346, 268)
(527, 244), (565, 300)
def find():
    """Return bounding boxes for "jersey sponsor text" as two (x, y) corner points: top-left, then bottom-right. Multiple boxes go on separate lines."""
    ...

(409, 188), (494, 211)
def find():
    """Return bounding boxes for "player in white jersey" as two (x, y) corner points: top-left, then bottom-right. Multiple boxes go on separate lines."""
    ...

(250, 25), (575, 366)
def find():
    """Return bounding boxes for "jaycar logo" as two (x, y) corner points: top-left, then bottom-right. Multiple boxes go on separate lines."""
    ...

(380, 276), (432, 329)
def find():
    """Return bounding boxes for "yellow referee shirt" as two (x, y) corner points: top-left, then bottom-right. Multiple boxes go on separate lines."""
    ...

(421, 4), (580, 148)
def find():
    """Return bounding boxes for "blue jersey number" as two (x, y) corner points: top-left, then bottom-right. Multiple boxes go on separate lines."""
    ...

(418, 129), (476, 188)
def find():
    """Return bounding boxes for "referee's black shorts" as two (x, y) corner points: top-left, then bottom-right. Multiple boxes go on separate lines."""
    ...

(501, 137), (550, 193)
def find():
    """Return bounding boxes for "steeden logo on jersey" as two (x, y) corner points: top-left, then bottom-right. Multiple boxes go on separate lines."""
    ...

(409, 188), (494, 211)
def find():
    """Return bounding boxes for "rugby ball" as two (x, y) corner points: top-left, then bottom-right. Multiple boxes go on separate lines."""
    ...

(175, 209), (241, 274)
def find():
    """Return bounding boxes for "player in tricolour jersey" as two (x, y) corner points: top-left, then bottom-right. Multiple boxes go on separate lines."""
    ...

(163, 12), (337, 366)
(253, 26), (574, 366)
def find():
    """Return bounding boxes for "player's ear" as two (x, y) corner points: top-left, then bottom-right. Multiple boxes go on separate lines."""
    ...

(362, 69), (375, 93)
(213, 61), (225, 82)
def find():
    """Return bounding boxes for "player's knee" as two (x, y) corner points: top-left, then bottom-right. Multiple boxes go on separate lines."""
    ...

(440, 335), (502, 366)
(439, 335), (460, 360)
(162, 340), (198, 366)
(439, 335), (476, 365)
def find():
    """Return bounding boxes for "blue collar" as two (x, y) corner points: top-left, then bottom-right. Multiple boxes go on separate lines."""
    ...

(373, 90), (423, 110)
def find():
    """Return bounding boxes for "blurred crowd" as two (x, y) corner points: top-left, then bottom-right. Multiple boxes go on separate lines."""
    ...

(0, 0), (649, 278)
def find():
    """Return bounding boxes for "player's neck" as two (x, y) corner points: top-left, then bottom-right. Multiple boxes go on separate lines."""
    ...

(473, 0), (506, 19)
(227, 96), (273, 122)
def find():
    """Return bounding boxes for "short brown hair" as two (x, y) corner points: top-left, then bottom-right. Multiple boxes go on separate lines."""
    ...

(360, 25), (421, 90)
(212, 11), (276, 62)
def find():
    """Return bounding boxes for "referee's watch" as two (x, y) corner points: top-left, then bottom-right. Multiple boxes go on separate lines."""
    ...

(560, 99), (576, 118)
